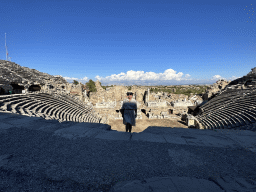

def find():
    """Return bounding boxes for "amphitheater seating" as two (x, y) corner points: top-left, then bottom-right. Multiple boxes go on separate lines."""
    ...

(197, 88), (256, 131)
(0, 92), (101, 123)
(201, 90), (253, 113)
(29, 94), (77, 121)
(0, 60), (103, 123)
(29, 93), (93, 122)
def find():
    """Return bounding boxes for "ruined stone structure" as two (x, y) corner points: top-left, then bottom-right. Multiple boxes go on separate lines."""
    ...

(65, 83), (84, 101)
(90, 82), (146, 122)
(191, 68), (256, 131)
(171, 98), (194, 108)
(224, 68), (256, 90)
(146, 101), (167, 107)
(0, 60), (218, 127)
(0, 60), (103, 123)
(188, 95), (203, 106)
(0, 60), (68, 94)
(89, 82), (193, 122)
(202, 79), (230, 101)
(0, 92), (102, 123)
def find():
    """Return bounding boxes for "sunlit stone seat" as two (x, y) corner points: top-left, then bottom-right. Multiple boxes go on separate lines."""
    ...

(0, 92), (101, 123)
(197, 88), (256, 130)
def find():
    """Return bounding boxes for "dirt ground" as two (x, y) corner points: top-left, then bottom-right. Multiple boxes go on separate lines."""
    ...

(108, 112), (188, 133)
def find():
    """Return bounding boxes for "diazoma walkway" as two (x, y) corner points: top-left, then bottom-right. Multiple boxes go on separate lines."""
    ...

(0, 111), (256, 192)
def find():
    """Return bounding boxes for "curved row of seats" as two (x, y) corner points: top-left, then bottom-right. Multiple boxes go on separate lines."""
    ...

(201, 91), (255, 114)
(201, 89), (253, 112)
(203, 97), (256, 118)
(0, 93), (80, 121)
(198, 106), (256, 130)
(0, 92), (102, 123)
(196, 88), (256, 131)
(6, 93), (99, 121)
(197, 107), (256, 130)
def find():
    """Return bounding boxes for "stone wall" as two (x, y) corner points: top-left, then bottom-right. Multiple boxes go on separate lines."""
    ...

(95, 80), (105, 92)
(0, 60), (68, 94)
(172, 99), (194, 107)
(145, 106), (173, 118)
(89, 84), (132, 107)
(205, 79), (230, 99)
(146, 101), (167, 107)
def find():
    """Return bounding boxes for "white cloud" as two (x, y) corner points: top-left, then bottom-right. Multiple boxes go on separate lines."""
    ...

(63, 76), (79, 81)
(95, 69), (190, 82)
(81, 76), (89, 81)
(64, 69), (240, 86)
(211, 75), (224, 80)
(94, 69), (197, 86)
(63, 76), (89, 84)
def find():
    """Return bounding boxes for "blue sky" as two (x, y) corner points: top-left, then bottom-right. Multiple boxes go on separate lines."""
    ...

(1, 0), (255, 86)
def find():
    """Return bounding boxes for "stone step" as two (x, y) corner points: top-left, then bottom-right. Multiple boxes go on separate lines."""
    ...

(208, 176), (256, 192)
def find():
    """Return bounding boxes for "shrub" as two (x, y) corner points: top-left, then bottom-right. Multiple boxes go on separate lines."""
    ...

(85, 79), (97, 92)
(73, 80), (79, 85)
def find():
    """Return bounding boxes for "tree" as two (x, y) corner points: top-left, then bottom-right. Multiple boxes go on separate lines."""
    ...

(85, 79), (97, 92)
(73, 80), (79, 85)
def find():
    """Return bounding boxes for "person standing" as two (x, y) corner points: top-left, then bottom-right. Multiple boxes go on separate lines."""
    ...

(120, 92), (137, 133)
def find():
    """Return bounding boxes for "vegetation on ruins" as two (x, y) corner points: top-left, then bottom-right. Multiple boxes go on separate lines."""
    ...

(81, 84), (86, 90)
(85, 79), (97, 92)
(83, 80), (114, 91)
(73, 80), (79, 85)
(173, 86), (208, 96)
(99, 81), (107, 90)
(149, 85), (209, 96)
(81, 79), (209, 96)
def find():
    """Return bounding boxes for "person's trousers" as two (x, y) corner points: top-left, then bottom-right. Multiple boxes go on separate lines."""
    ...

(126, 123), (132, 132)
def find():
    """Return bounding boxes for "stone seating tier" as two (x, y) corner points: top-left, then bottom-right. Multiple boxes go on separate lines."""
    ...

(37, 94), (97, 122)
(203, 99), (256, 115)
(201, 90), (256, 113)
(39, 93), (93, 113)
(10, 99), (37, 114)
(30, 94), (86, 121)
(201, 89), (253, 110)
(32, 99), (67, 120)
(51, 92), (91, 110)
(0, 97), (27, 110)
(0, 93), (101, 123)
(212, 111), (241, 128)
(199, 107), (246, 125)
(2, 95), (74, 122)
(211, 113), (232, 127)
(197, 105), (255, 130)
(197, 112), (231, 129)
(34, 96), (96, 122)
